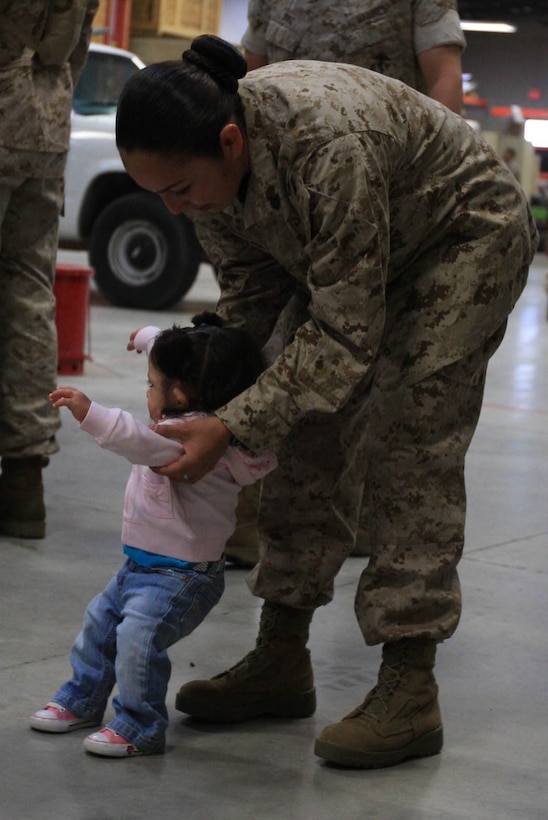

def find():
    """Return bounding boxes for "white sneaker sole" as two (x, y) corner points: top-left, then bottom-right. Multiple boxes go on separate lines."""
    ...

(83, 731), (145, 757)
(30, 708), (99, 734)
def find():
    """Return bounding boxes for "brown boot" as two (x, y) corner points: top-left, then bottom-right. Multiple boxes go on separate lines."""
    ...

(175, 601), (316, 722)
(0, 456), (47, 538)
(314, 638), (443, 768)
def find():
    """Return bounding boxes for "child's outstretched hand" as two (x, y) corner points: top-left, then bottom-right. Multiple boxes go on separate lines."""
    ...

(127, 329), (144, 352)
(50, 387), (91, 423)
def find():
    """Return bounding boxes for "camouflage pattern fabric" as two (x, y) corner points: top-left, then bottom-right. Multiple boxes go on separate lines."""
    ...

(239, 0), (466, 556)
(0, 1), (98, 457)
(242, 0), (465, 92)
(0, 154), (64, 457)
(0, 1), (99, 152)
(190, 63), (538, 644)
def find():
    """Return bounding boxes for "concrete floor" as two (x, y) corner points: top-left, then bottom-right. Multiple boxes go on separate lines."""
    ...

(1, 252), (547, 820)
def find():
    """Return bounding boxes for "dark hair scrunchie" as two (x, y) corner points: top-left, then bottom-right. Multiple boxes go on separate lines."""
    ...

(183, 34), (247, 94)
(190, 311), (224, 329)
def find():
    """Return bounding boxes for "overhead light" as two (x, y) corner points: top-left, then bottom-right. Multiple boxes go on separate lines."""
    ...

(461, 21), (517, 33)
(524, 120), (548, 149)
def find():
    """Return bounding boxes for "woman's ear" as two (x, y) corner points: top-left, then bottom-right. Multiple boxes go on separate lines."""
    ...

(219, 123), (245, 160)
(173, 384), (190, 408)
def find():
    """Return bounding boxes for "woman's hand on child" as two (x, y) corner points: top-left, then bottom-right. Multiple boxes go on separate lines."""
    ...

(152, 416), (232, 483)
(50, 387), (92, 423)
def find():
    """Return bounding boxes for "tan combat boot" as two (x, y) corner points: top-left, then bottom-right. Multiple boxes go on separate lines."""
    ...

(314, 638), (443, 768)
(175, 601), (316, 722)
(0, 456), (47, 538)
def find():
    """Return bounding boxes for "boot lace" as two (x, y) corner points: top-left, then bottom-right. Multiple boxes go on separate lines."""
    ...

(214, 605), (280, 680)
(355, 654), (406, 721)
(220, 648), (262, 679)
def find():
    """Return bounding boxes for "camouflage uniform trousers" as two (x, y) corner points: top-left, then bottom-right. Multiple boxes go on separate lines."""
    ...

(0, 150), (64, 457)
(248, 322), (508, 646)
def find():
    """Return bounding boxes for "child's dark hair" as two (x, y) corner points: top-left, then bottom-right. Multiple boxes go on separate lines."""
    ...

(149, 312), (265, 413)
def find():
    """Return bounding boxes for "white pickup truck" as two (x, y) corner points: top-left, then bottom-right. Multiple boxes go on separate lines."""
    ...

(60, 43), (203, 309)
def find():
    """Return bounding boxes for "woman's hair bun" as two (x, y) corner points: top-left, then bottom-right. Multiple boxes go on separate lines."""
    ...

(191, 311), (224, 328)
(192, 35), (247, 80)
(183, 34), (247, 93)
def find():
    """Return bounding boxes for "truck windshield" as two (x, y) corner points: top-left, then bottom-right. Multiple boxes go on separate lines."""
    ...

(73, 51), (142, 115)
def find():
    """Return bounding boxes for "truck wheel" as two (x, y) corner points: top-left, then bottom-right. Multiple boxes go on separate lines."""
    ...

(89, 192), (202, 309)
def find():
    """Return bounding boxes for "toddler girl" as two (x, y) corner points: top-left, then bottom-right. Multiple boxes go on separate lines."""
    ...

(30, 313), (277, 757)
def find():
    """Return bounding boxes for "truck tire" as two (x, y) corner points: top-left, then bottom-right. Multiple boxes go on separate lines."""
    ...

(89, 192), (202, 309)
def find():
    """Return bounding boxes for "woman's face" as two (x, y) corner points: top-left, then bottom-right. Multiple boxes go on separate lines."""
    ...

(120, 124), (249, 215)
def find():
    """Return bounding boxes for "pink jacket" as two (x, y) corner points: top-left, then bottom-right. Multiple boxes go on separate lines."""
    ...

(80, 404), (277, 563)
(80, 402), (277, 562)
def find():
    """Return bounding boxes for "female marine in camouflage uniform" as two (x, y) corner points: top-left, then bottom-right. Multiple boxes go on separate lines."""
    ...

(229, 0), (465, 565)
(116, 36), (538, 769)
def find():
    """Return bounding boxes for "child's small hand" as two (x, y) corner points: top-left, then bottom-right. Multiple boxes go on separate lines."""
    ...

(127, 329), (144, 352)
(50, 387), (91, 423)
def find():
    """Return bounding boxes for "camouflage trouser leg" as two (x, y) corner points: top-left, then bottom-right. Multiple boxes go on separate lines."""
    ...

(355, 325), (506, 645)
(0, 168), (63, 457)
(248, 381), (370, 608)
(250, 324), (507, 645)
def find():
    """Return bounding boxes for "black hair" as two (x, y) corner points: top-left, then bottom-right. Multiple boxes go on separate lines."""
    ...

(149, 312), (265, 413)
(116, 35), (247, 158)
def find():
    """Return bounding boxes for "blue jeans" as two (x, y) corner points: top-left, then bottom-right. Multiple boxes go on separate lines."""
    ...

(53, 558), (224, 753)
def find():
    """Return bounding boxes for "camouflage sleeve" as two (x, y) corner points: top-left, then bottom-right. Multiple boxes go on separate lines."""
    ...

(68, 0), (99, 84)
(216, 133), (390, 452)
(241, 0), (269, 55)
(413, 0), (466, 54)
(195, 219), (297, 349)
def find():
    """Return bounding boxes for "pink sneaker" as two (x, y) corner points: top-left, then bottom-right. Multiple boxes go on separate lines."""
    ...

(30, 702), (99, 733)
(83, 727), (145, 758)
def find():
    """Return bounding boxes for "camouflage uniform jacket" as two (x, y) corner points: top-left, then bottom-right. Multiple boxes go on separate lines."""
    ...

(0, 0), (98, 159)
(191, 63), (537, 453)
(241, 0), (465, 91)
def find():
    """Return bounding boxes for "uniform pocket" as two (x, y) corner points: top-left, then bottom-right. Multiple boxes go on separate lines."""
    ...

(265, 0), (400, 62)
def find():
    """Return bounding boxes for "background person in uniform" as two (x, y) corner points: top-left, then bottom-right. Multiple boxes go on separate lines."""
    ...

(115, 36), (537, 770)
(226, 0), (466, 566)
(503, 147), (521, 180)
(0, 0), (98, 538)
(243, 0), (464, 112)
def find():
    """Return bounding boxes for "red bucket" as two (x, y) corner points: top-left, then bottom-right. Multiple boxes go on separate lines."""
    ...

(54, 263), (93, 375)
